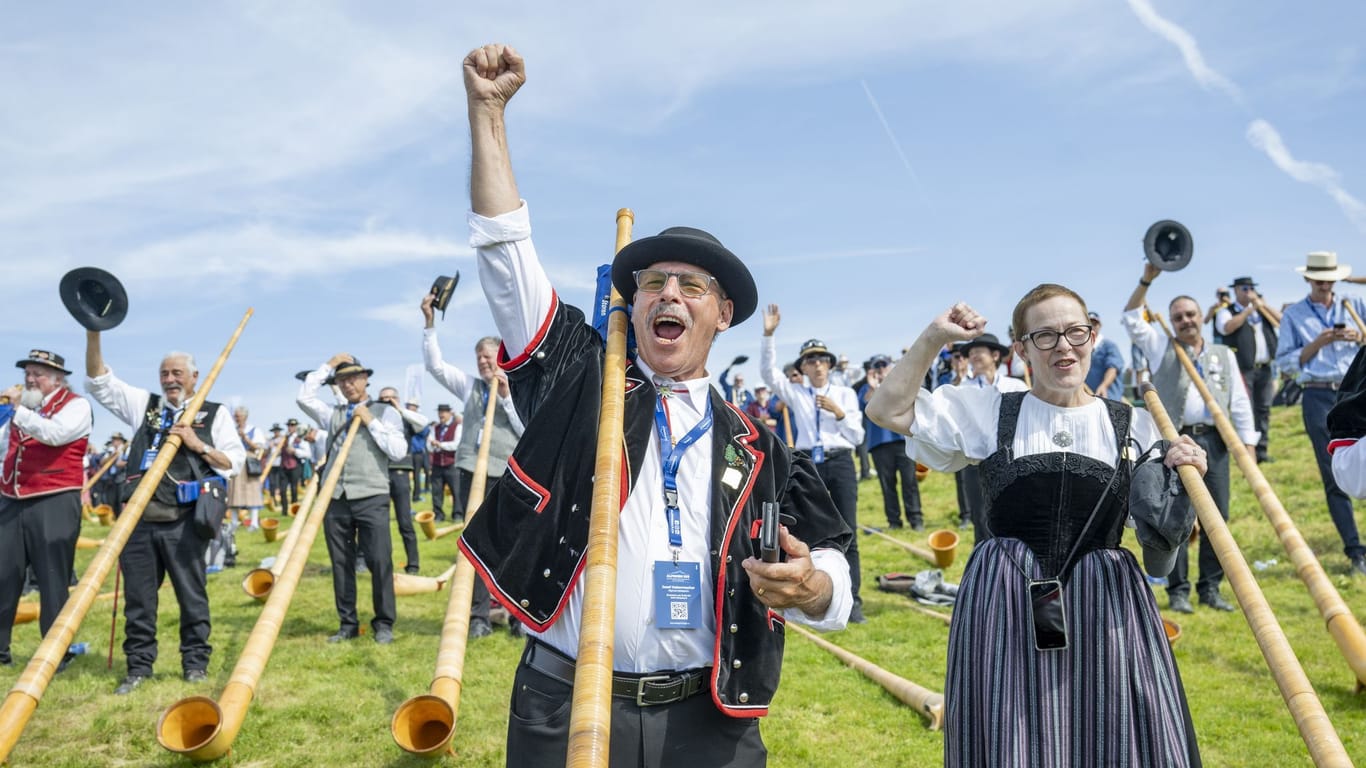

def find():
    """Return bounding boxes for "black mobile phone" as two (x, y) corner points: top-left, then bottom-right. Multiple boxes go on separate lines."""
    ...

(760, 502), (780, 563)
(1334, 322), (1347, 330)
(1029, 579), (1068, 651)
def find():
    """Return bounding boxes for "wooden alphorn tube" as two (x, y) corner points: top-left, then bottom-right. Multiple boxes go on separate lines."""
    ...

(0, 309), (253, 765)
(1141, 384), (1352, 766)
(563, 208), (635, 768)
(859, 525), (959, 569)
(390, 384), (501, 755)
(1152, 312), (1366, 690)
(393, 562), (459, 597)
(241, 454), (325, 602)
(788, 623), (944, 730)
(156, 416), (363, 762)
(1343, 298), (1366, 340)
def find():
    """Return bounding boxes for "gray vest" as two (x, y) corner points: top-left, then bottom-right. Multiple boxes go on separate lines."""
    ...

(457, 381), (518, 477)
(328, 401), (393, 500)
(1152, 339), (1236, 429)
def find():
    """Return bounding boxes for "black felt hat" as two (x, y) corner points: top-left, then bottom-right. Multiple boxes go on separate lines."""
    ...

(436, 403), (453, 412)
(15, 349), (72, 376)
(960, 333), (1010, 357)
(60, 267), (129, 331)
(325, 359), (374, 385)
(793, 339), (837, 369)
(1329, 347), (1366, 442)
(1230, 276), (1258, 289)
(611, 227), (757, 325)
(429, 272), (460, 319)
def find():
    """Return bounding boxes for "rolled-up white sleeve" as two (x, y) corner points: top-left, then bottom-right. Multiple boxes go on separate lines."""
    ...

(369, 406), (408, 462)
(85, 368), (151, 429)
(470, 202), (555, 359)
(1331, 440), (1366, 498)
(908, 384), (1001, 472)
(11, 396), (93, 446)
(783, 548), (852, 631)
(209, 406), (245, 479)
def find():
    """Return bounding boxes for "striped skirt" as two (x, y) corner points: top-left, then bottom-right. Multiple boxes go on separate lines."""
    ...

(944, 537), (1198, 767)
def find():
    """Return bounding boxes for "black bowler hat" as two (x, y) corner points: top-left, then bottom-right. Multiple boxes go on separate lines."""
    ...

(793, 339), (837, 369)
(436, 403), (452, 412)
(270, 424), (283, 432)
(286, 418), (299, 426)
(15, 349), (72, 376)
(611, 227), (758, 325)
(960, 333), (1010, 357)
(1230, 276), (1258, 289)
(326, 359), (374, 384)
(429, 272), (460, 319)
(59, 267), (129, 331)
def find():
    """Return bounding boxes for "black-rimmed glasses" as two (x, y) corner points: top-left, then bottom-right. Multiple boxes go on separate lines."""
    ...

(1020, 323), (1093, 351)
(633, 269), (720, 298)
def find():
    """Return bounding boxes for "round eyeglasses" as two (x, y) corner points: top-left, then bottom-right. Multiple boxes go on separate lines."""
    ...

(1020, 323), (1093, 351)
(633, 269), (720, 298)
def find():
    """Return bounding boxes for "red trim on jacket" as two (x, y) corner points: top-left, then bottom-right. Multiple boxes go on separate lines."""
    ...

(1328, 437), (1358, 456)
(506, 456), (550, 513)
(500, 290), (560, 372)
(1, 388), (89, 499)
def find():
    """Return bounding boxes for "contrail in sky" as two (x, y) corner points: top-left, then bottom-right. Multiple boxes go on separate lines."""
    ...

(860, 79), (932, 210)
(1124, 0), (1241, 101)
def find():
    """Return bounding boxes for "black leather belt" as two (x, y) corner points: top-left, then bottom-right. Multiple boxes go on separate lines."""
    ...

(1302, 381), (1342, 391)
(1181, 424), (1214, 436)
(524, 639), (708, 707)
(795, 447), (852, 460)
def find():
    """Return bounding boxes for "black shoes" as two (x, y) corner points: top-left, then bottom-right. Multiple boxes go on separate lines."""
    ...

(184, 669), (208, 683)
(910, 521), (925, 532)
(114, 675), (148, 695)
(374, 628), (394, 645)
(1168, 594), (1194, 614)
(468, 619), (493, 639)
(1349, 554), (1366, 578)
(328, 628), (360, 643)
(848, 603), (868, 624)
(404, 565), (421, 575)
(1199, 591), (1235, 612)
(56, 650), (78, 674)
(0, 650), (12, 666)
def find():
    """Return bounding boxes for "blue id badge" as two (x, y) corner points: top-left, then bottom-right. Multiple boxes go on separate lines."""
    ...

(653, 561), (702, 629)
(811, 444), (825, 464)
(140, 449), (157, 470)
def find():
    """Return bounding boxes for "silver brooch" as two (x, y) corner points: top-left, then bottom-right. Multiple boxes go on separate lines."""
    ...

(1051, 431), (1073, 448)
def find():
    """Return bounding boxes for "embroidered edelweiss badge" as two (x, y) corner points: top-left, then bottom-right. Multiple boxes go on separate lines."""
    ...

(724, 444), (745, 469)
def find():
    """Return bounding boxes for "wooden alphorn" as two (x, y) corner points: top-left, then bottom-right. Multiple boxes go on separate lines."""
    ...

(390, 381), (501, 755)
(0, 309), (253, 765)
(1152, 312), (1366, 690)
(788, 623), (944, 730)
(565, 208), (635, 768)
(859, 525), (959, 569)
(1343, 298), (1366, 340)
(1141, 384), (1352, 766)
(241, 454), (326, 602)
(157, 415), (363, 762)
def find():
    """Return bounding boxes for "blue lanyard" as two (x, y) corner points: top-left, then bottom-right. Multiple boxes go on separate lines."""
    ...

(808, 386), (825, 446)
(1305, 297), (1337, 329)
(150, 406), (176, 451)
(652, 393), (713, 549)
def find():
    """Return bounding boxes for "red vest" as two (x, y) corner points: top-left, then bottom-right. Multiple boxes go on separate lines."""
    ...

(1, 388), (89, 499)
(431, 421), (458, 467)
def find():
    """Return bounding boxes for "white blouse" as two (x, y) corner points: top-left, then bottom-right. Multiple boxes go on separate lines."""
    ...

(908, 386), (1161, 473)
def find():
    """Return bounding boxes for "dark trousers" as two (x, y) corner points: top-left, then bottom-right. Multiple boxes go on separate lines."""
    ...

(429, 462), (460, 522)
(857, 441), (872, 480)
(870, 441), (921, 527)
(1167, 428), (1231, 599)
(1302, 388), (1363, 558)
(506, 640), (766, 768)
(387, 469), (420, 570)
(411, 451), (428, 500)
(282, 464), (303, 507)
(814, 451), (860, 603)
(0, 492), (81, 657)
(322, 493), (396, 633)
(267, 467), (285, 508)
(1244, 365), (1274, 461)
(460, 468), (499, 622)
(956, 465), (986, 543)
(119, 510), (212, 676)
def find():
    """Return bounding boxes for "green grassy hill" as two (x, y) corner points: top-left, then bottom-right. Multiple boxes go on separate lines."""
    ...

(3, 404), (1363, 766)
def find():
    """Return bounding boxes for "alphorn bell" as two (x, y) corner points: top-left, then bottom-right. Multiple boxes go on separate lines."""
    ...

(1140, 385), (1352, 766)
(788, 624), (944, 730)
(157, 416), (364, 762)
(241, 454), (326, 602)
(390, 378), (502, 755)
(1150, 310), (1366, 690)
(859, 525), (959, 569)
(565, 209), (635, 768)
(0, 304), (253, 765)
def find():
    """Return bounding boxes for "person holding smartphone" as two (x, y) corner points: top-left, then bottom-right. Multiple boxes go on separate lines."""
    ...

(867, 285), (1209, 767)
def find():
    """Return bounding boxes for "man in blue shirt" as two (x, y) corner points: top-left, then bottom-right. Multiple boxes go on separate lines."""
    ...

(859, 355), (921, 529)
(1275, 251), (1366, 577)
(1085, 311), (1126, 401)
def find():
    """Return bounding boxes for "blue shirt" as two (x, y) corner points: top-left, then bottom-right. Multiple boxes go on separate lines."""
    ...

(1086, 336), (1126, 400)
(858, 383), (903, 449)
(1275, 294), (1366, 382)
(410, 423), (431, 454)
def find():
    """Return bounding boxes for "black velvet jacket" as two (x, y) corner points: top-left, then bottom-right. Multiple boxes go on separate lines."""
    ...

(459, 296), (851, 718)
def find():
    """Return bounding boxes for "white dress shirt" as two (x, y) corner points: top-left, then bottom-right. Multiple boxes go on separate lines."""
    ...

(295, 365), (407, 462)
(0, 387), (93, 465)
(422, 328), (525, 438)
(470, 201), (852, 673)
(84, 368), (244, 478)
(427, 419), (462, 452)
(1215, 305), (1271, 364)
(1331, 440), (1366, 498)
(759, 337), (864, 451)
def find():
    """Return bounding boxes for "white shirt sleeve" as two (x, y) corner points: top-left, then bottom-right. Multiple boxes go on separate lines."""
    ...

(908, 384), (1003, 472)
(210, 405), (245, 479)
(1215, 307), (1236, 336)
(369, 405), (409, 462)
(470, 202), (556, 359)
(296, 364), (334, 428)
(1121, 308), (1168, 368)
(10, 395), (93, 446)
(84, 368), (152, 429)
(760, 335), (799, 405)
(500, 394), (526, 437)
(423, 328), (474, 401)
(833, 387), (864, 446)
(1225, 361), (1260, 446)
(1331, 440), (1366, 498)
(783, 548), (852, 630)
(397, 406), (431, 429)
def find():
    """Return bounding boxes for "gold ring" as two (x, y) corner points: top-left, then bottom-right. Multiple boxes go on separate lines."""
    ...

(756, 587), (765, 597)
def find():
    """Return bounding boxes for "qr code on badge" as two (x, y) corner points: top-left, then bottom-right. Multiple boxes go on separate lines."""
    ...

(670, 602), (688, 621)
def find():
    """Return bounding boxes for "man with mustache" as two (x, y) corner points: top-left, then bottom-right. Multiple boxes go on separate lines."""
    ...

(0, 350), (93, 671)
(1125, 264), (1258, 612)
(84, 337), (245, 693)
(457, 44), (852, 767)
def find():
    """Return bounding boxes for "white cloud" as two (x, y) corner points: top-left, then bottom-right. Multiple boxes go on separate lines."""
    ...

(1124, 0), (1241, 100)
(1246, 119), (1366, 232)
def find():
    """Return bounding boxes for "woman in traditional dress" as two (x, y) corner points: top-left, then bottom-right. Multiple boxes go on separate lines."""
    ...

(217, 406), (265, 570)
(867, 284), (1206, 767)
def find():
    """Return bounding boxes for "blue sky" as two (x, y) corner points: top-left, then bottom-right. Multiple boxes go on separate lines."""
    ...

(3, 1), (1364, 444)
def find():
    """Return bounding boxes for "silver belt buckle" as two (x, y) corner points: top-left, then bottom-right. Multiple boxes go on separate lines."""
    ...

(634, 674), (673, 706)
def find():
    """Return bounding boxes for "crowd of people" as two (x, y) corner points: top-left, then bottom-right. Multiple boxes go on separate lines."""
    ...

(2, 41), (1365, 768)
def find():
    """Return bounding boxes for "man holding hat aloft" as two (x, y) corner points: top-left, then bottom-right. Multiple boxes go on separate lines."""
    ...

(1217, 276), (1281, 462)
(298, 354), (407, 643)
(0, 350), (93, 670)
(458, 44), (851, 766)
(760, 305), (865, 622)
(1276, 251), (1366, 576)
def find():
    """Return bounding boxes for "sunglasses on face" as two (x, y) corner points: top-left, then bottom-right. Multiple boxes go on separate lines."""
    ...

(633, 269), (721, 299)
(1020, 323), (1093, 351)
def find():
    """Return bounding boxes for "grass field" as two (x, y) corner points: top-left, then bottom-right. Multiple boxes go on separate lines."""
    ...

(3, 404), (1365, 766)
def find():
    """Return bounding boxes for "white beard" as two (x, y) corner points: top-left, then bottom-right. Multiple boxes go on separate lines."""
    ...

(19, 388), (43, 409)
